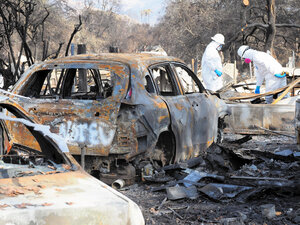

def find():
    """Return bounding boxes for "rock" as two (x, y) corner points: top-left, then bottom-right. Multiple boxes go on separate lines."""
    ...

(260, 204), (276, 219)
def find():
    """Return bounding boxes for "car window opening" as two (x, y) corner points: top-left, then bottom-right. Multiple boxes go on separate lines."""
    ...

(174, 65), (200, 94)
(150, 66), (177, 96)
(20, 68), (115, 100)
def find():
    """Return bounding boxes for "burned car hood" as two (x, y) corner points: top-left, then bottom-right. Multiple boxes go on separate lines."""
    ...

(0, 171), (144, 225)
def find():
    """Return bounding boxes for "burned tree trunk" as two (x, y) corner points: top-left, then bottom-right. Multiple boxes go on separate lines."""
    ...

(0, 59), (14, 90)
(265, 0), (276, 54)
(65, 15), (82, 56)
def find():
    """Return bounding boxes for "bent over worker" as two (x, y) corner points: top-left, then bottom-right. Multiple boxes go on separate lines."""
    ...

(201, 33), (225, 92)
(237, 45), (287, 104)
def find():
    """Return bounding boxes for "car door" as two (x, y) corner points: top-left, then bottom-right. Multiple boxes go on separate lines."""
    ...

(171, 63), (219, 153)
(148, 63), (195, 162)
(9, 62), (129, 156)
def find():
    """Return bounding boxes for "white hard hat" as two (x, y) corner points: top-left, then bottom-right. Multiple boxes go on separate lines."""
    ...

(237, 45), (250, 58)
(211, 33), (225, 45)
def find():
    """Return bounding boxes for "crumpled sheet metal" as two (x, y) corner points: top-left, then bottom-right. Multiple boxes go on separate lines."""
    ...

(183, 169), (224, 187)
(166, 185), (198, 200)
(199, 183), (253, 201)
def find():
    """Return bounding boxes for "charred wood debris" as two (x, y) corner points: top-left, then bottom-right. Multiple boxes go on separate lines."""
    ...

(135, 134), (299, 200)
(121, 133), (300, 223)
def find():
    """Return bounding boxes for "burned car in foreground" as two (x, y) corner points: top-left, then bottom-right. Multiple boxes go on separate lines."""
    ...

(6, 53), (229, 184)
(0, 97), (144, 225)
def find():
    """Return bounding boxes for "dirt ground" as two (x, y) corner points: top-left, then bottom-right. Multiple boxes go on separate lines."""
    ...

(121, 134), (300, 225)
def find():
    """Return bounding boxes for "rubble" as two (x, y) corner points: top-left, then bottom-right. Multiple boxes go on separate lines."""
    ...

(122, 133), (300, 224)
(150, 146), (298, 202)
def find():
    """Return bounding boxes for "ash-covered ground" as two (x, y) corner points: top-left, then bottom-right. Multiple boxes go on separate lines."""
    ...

(122, 134), (300, 225)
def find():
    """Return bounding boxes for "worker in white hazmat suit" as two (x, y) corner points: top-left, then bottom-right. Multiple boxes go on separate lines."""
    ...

(237, 45), (288, 104)
(201, 33), (225, 92)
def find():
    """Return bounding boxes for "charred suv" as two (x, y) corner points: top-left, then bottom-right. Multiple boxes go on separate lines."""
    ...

(6, 53), (229, 184)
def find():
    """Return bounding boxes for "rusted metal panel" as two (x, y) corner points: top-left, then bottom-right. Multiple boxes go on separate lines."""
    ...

(0, 99), (145, 225)
(224, 103), (295, 134)
(8, 62), (130, 157)
(9, 99), (120, 156)
(185, 93), (219, 150)
(163, 95), (195, 161)
(162, 94), (218, 162)
(125, 66), (171, 153)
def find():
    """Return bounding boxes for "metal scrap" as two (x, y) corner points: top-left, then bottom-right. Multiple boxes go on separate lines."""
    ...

(199, 183), (253, 201)
(166, 185), (198, 200)
(183, 169), (225, 187)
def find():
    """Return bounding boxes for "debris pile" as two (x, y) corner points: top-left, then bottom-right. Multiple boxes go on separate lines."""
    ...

(220, 76), (300, 104)
(122, 134), (300, 224)
(146, 141), (299, 201)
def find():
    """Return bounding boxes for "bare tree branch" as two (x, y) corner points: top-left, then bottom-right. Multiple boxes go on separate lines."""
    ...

(65, 15), (82, 56)
(276, 23), (300, 28)
(242, 23), (269, 30)
(47, 42), (64, 59)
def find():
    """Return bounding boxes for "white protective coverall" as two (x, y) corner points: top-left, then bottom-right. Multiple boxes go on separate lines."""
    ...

(201, 41), (223, 92)
(243, 49), (287, 104)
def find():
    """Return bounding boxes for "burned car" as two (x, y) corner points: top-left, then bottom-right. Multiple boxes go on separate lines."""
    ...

(6, 53), (229, 184)
(0, 97), (144, 225)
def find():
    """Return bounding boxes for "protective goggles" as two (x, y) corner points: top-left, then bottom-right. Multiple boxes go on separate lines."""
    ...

(217, 45), (223, 51)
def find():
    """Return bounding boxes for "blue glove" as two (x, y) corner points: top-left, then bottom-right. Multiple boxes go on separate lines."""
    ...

(274, 73), (286, 78)
(214, 69), (222, 77)
(255, 86), (260, 94)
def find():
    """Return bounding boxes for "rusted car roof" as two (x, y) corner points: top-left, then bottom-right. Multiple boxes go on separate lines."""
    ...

(43, 53), (183, 66)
